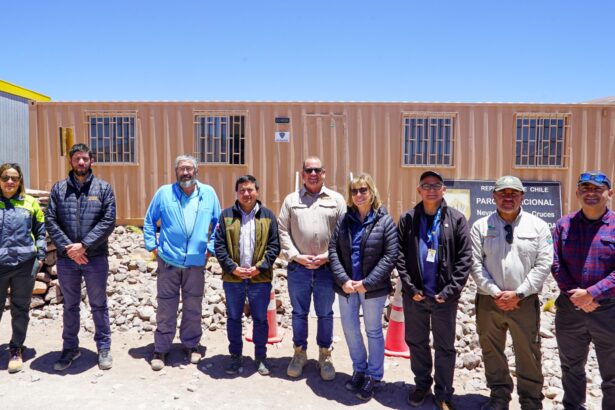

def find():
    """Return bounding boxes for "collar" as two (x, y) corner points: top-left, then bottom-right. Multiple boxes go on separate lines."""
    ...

(577, 208), (612, 225)
(300, 185), (328, 198)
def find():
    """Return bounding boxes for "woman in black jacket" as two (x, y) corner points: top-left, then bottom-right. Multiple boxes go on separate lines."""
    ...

(329, 173), (398, 401)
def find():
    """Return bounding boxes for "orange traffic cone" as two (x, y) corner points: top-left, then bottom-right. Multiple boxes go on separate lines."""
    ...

(245, 287), (284, 344)
(384, 278), (410, 358)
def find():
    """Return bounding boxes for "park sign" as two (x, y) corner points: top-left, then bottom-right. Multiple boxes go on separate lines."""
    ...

(443, 179), (562, 229)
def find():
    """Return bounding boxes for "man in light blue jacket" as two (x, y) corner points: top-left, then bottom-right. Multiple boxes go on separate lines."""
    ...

(144, 154), (221, 371)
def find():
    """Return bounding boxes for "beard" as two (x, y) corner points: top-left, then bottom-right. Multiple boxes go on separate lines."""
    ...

(73, 167), (90, 177)
(178, 177), (197, 188)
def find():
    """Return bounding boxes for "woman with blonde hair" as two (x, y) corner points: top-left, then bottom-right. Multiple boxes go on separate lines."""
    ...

(0, 163), (46, 373)
(329, 173), (398, 400)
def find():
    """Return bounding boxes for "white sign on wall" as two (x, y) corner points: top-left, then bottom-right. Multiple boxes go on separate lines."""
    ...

(275, 131), (290, 142)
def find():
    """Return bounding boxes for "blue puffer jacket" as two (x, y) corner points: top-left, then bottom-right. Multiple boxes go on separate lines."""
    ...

(0, 194), (46, 266)
(329, 206), (399, 299)
(45, 171), (117, 258)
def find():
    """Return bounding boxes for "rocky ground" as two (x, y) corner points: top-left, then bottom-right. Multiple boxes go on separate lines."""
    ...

(0, 227), (603, 409)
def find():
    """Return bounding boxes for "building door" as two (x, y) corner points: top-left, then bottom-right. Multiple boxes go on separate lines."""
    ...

(302, 113), (349, 195)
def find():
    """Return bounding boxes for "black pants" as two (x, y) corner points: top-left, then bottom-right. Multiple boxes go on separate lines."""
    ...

(555, 294), (615, 410)
(403, 295), (459, 401)
(0, 259), (37, 349)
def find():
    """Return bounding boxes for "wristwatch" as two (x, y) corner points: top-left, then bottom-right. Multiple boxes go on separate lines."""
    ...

(516, 292), (526, 300)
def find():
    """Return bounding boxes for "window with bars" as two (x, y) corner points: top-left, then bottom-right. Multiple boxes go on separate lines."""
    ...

(87, 113), (136, 163)
(402, 114), (454, 166)
(194, 114), (245, 164)
(514, 114), (568, 168)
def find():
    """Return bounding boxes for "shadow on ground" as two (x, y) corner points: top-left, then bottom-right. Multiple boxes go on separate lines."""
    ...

(29, 347), (98, 375)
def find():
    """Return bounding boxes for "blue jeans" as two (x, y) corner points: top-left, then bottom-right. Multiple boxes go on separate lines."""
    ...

(287, 262), (335, 350)
(224, 280), (271, 358)
(339, 292), (387, 380)
(57, 256), (111, 350)
(154, 256), (205, 353)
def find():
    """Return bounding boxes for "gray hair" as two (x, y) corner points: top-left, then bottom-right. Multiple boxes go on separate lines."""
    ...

(175, 155), (199, 169)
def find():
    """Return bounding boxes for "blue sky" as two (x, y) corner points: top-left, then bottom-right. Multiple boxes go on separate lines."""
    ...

(3, 0), (614, 102)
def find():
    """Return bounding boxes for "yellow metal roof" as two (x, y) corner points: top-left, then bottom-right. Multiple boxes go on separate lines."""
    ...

(0, 79), (51, 102)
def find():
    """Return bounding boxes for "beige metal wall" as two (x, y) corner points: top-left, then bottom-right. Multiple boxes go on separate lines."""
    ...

(29, 101), (615, 225)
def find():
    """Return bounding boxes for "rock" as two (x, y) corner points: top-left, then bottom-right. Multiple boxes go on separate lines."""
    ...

(32, 281), (48, 295)
(138, 306), (155, 321)
(30, 296), (45, 308)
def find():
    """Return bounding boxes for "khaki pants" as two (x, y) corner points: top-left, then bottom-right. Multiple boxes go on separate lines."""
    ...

(476, 294), (544, 409)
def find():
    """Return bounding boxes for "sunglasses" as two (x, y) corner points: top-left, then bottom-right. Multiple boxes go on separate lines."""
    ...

(419, 183), (443, 191)
(504, 224), (514, 244)
(304, 167), (323, 175)
(578, 172), (610, 188)
(351, 187), (369, 196)
(1, 175), (20, 182)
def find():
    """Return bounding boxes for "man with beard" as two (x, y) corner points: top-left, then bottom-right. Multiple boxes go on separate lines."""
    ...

(278, 156), (346, 380)
(144, 155), (221, 371)
(552, 171), (615, 410)
(46, 144), (117, 371)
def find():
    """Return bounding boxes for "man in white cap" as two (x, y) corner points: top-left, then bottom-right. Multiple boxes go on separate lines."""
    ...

(470, 176), (553, 410)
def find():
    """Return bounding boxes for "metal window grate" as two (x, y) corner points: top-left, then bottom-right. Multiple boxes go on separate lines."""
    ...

(86, 112), (136, 163)
(194, 113), (245, 164)
(514, 113), (569, 168)
(402, 113), (455, 166)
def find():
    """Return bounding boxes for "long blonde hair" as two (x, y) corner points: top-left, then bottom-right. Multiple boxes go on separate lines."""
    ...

(346, 173), (382, 211)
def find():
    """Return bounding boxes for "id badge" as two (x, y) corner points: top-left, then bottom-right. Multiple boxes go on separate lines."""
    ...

(426, 248), (436, 263)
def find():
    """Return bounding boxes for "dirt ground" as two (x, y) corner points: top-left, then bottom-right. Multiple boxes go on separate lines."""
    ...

(0, 317), (570, 410)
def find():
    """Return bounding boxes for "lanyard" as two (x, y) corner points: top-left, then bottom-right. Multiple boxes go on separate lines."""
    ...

(426, 207), (442, 246)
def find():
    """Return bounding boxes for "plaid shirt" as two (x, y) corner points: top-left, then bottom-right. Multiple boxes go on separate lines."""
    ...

(552, 208), (615, 301)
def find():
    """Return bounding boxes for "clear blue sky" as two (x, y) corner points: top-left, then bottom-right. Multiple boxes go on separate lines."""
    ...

(3, 0), (614, 102)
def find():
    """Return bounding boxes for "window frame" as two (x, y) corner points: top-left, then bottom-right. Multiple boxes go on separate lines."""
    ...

(513, 112), (570, 169)
(400, 112), (457, 168)
(193, 111), (248, 166)
(85, 111), (138, 165)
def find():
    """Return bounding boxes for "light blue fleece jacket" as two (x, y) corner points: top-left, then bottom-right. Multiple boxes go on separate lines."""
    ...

(144, 181), (221, 267)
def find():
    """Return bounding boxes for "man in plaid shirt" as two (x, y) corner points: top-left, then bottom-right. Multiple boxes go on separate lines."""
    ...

(552, 171), (615, 410)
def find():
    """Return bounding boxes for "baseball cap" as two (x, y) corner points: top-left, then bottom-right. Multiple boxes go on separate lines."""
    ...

(577, 171), (611, 189)
(493, 176), (525, 192)
(419, 170), (443, 183)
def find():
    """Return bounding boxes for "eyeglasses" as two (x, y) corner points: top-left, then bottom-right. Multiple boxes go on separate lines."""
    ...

(504, 224), (514, 244)
(177, 166), (195, 172)
(495, 191), (523, 198)
(578, 172), (611, 188)
(0, 175), (20, 182)
(351, 187), (369, 196)
(419, 183), (443, 191)
(304, 167), (323, 175)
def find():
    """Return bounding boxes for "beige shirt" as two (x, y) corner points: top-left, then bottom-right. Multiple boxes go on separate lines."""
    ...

(278, 185), (346, 262)
(470, 209), (553, 297)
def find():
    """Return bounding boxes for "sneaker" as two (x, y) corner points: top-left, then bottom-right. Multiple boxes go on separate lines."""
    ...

(53, 348), (81, 371)
(255, 357), (270, 376)
(225, 354), (243, 375)
(436, 399), (456, 410)
(286, 345), (307, 378)
(407, 387), (432, 407)
(356, 376), (376, 401)
(150, 351), (166, 371)
(98, 348), (113, 370)
(8, 347), (24, 374)
(345, 371), (365, 392)
(317, 347), (335, 381)
(187, 344), (204, 364)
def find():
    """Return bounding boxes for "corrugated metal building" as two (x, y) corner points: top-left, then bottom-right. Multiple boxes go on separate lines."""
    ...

(28, 101), (615, 225)
(0, 80), (50, 185)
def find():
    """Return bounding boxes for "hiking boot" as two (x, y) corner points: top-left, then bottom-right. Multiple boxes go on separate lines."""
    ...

(53, 348), (81, 371)
(8, 347), (24, 374)
(187, 344), (205, 364)
(150, 351), (166, 371)
(286, 345), (307, 378)
(317, 347), (335, 381)
(436, 399), (456, 410)
(345, 371), (365, 392)
(407, 387), (432, 407)
(225, 354), (243, 375)
(255, 357), (270, 376)
(98, 348), (113, 370)
(356, 376), (376, 401)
